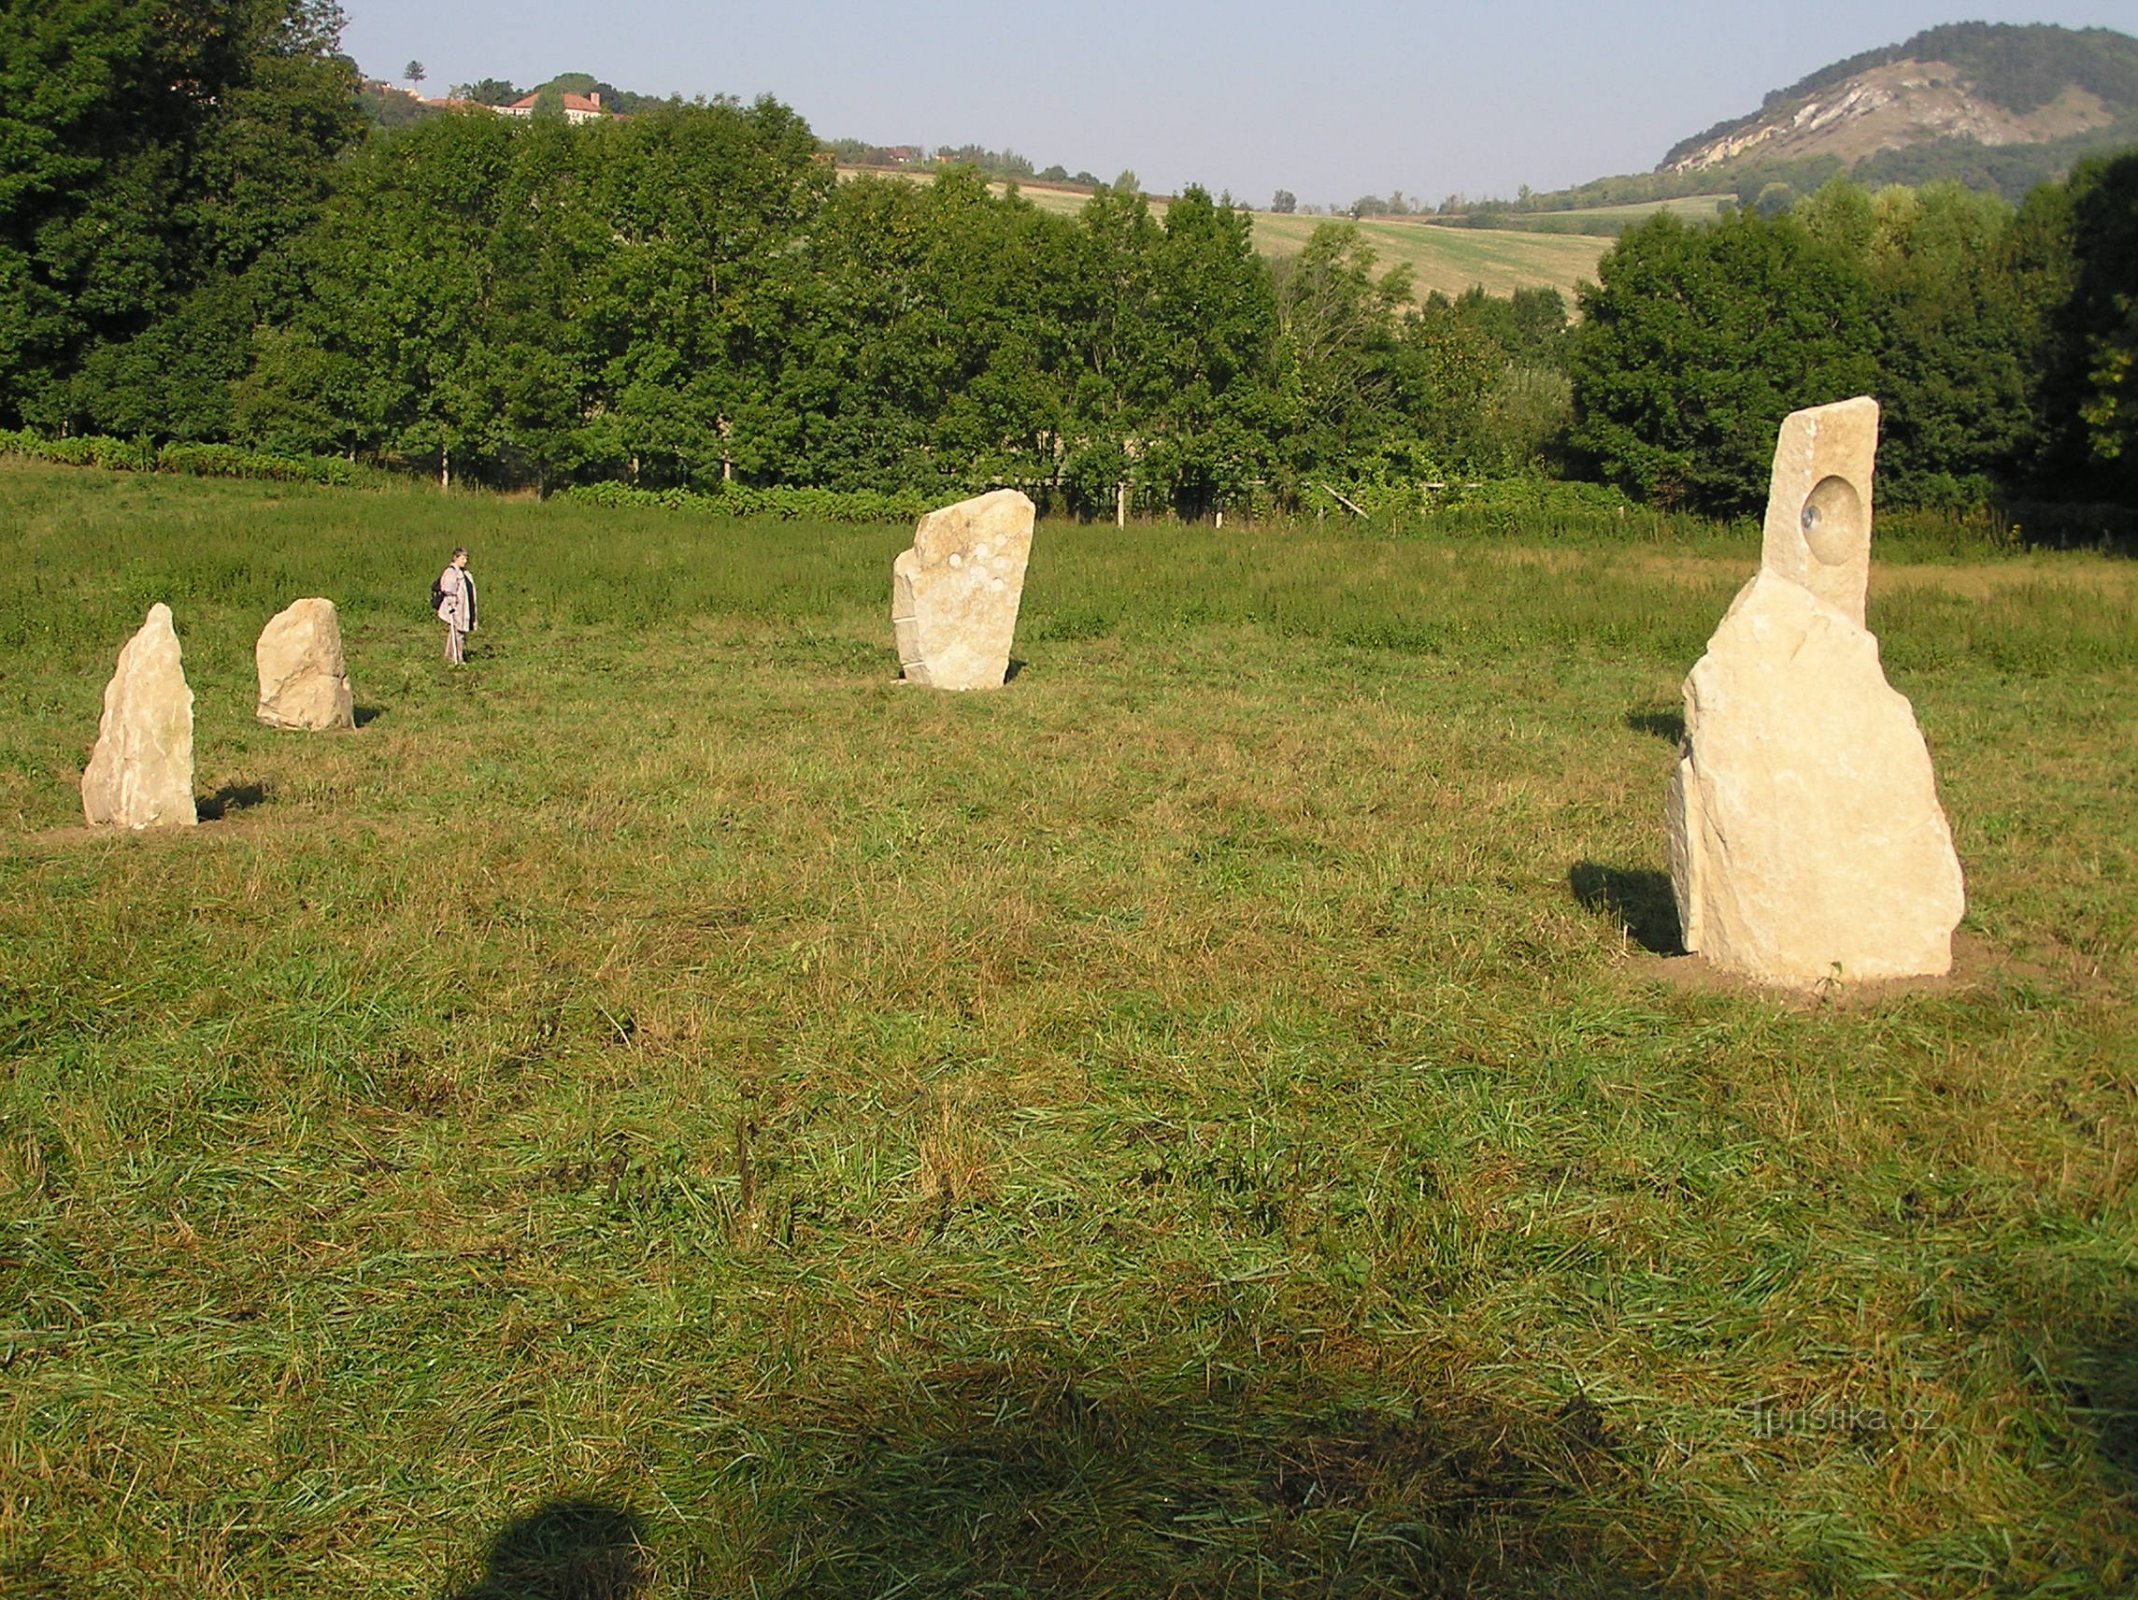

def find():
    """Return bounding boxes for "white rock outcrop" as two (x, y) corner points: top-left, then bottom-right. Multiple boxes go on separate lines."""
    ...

(893, 489), (1035, 690)
(1666, 397), (1965, 986)
(81, 602), (196, 829)
(255, 597), (355, 731)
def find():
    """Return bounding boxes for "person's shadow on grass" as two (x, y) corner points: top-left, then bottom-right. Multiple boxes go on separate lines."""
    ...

(446, 1501), (647, 1600)
(435, 1370), (1718, 1594)
(768, 1362), (1705, 1596)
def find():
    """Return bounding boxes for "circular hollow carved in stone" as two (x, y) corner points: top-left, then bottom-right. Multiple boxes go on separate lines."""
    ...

(1799, 475), (1865, 568)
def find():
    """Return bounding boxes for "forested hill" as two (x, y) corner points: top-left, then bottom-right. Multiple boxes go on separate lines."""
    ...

(1659, 22), (2138, 197)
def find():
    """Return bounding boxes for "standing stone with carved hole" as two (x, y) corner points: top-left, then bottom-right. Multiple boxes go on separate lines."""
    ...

(256, 597), (355, 731)
(81, 602), (196, 829)
(892, 489), (1035, 690)
(1665, 397), (1965, 986)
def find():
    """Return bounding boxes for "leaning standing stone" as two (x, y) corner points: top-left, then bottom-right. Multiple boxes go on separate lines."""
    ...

(1666, 397), (1964, 986)
(256, 597), (355, 731)
(893, 489), (1035, 690)
(81, 602), (196, 829)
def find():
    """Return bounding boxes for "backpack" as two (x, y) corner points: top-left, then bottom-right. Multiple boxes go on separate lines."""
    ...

(429, 574), (445, 613)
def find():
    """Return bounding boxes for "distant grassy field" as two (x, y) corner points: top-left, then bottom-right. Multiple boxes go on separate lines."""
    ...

(3, 463), (2135, 1598)
(1248, 214), (1611, 299)
(838, 166), (1613, 300)
(1425, 195), (1739, 237)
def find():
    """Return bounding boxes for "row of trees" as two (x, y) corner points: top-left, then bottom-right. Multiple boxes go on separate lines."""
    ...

(1, 4), (2131, 518)
(824, 139), (1103, 188)
(0, 0), (362, 439)
(1569, 163), (2138, 513)
(228, 106), (1569, 512)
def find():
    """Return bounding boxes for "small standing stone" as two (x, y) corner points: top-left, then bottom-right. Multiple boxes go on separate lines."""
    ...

(81, 602), (196, 829)
(256, 597), (355, 731)
(893, 489), (1035, 690)
(1666, 397), (1965, 986)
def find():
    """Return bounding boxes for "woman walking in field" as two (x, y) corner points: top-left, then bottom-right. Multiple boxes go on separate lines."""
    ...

(437, 546), (477, 665)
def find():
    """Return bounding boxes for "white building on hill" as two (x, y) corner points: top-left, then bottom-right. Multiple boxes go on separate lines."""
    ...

(502, 90), (608, 124)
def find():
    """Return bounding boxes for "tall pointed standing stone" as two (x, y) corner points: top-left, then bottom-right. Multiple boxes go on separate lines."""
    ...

(1755, 393), (1877, 627)
(81, 603), (196, 829)
(1666, 398), (1965, 986)
(256, 597), (355, 731)
(893, 489), (1035, 690)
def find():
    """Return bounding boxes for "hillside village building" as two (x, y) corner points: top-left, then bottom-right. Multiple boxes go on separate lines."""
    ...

(501, 90), (608, 123)
(365, 82), (616, 122)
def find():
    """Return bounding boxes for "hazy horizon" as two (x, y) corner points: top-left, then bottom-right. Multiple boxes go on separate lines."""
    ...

(340, 3), (2138, 207)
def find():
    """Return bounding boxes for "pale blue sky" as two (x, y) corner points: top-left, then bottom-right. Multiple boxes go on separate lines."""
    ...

(339, 3), (2138, 204)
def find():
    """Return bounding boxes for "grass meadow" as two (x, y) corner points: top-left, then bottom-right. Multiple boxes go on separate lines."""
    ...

(1246, 214), (1612, 299)
(1, 462), (2134, 1598)
(1418, 198), (1742, 237)
(836, 169), (1615, 300)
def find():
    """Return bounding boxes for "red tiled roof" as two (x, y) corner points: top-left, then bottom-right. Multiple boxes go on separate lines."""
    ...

(507, 91), (604, 114)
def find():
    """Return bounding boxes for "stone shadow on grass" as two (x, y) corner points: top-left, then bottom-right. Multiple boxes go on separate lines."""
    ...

(1623, 707), (1685, 744)
(446, 1500), (647, 1600)
(197, 782), (269, 821)
(354, 704), (385, 728)
(771, 1361), (1709, 1598)
(1571, 863), (1683, 956)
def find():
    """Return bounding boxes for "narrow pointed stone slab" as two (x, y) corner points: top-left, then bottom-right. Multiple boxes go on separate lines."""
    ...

(256, 597), (355, 731)
(893, 489), (1034, 690)
(1666, 397), (1964, 987)
(1759, 394), (1878, 627)
(82, 602), (196, 829)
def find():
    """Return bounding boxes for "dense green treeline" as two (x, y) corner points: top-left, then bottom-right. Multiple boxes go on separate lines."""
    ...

(155, 98), (1579, 512)
(0, 1), (360, 438)
(1568, 161), (2138, 515)
(1, 5), (2133, 520)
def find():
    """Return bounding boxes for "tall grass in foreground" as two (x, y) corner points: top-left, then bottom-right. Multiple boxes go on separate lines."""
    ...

(1, 462), (2133, 1597)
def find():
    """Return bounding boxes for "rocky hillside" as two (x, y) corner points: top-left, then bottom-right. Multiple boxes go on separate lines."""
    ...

(1661, 22), (2138, 187)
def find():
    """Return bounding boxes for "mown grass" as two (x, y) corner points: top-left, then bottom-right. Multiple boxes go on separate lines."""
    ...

(1, 462), (2134, 1598)
(1248, 214), (1611, 300)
